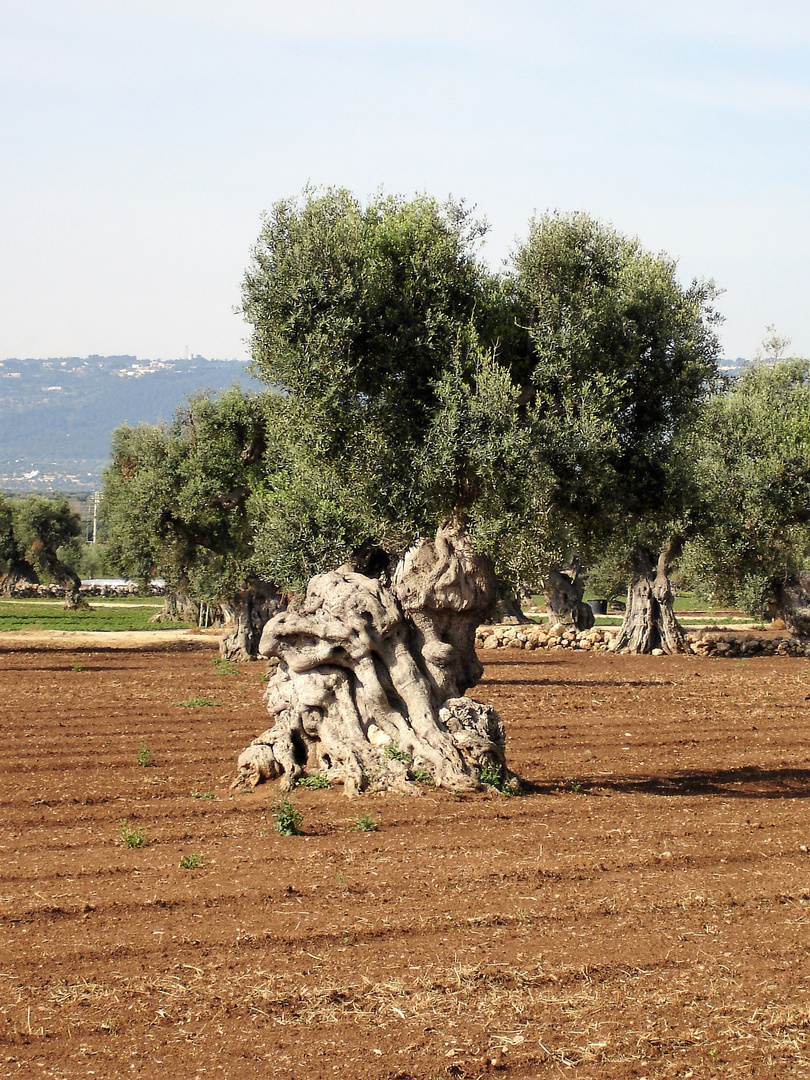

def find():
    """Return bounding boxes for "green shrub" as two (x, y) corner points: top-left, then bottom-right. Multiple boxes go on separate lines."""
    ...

(479, 761), (518, 795)
(354, 813), (378, 832)
(410, 766), (435, 787)
(295, 772), (332, 789)
(383, 743), (411, 763)
(119, 820), (146, 848)
(271, 799), (302, 836)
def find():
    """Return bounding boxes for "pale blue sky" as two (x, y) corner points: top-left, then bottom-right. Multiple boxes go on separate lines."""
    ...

(3, 0), (809, 361)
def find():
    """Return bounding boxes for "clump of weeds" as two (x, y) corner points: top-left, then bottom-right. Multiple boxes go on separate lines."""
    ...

(295, 772), (332, 790)
(136, 745), (153, 768)
(119, 820), (146, 848)
(354, 813), (378, 832)
(480, 761), (521, 796)
(174, 695), (219, 709)
(179, 852), (204, 869)
(190, 789), (217, 800)
(409, 766), (435, 788)
(271, 799), (303, 836)
(384, 743), (412, 764)
(212, 657), (238, 675)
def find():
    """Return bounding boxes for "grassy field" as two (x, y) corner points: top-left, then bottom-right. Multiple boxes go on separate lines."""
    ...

(1, 593), (757, 634)
(0, 597), (192, 632)
(524, 591), (758, 628)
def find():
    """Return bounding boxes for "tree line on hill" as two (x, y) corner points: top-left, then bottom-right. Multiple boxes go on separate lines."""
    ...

(3, 189), (809, 651)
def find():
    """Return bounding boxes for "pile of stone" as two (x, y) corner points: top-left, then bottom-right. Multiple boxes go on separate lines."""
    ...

(476, 623), (617, 652)
(475, 622), (810, 657)
(688, 629), (810, 658)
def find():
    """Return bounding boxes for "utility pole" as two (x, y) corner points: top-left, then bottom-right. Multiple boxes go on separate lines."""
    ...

(92, 491), (100, 545)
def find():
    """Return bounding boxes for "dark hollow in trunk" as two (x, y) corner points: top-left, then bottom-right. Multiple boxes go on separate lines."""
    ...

(220, 579), (286, 662)
(611, 542), (688, 654)
(231, 522), (518, 796)
(544, 560), (594, 633)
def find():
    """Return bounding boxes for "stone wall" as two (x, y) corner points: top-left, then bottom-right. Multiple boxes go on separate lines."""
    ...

(475, 623), (810, 658)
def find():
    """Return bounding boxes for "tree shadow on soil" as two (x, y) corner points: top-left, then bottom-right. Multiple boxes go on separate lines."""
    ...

(527, 766), (810, 799)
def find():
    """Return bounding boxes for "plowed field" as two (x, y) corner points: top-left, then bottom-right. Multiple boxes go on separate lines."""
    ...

(2, 639), (810, 1078)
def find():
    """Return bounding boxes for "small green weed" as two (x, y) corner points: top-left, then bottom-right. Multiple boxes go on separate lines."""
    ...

(295, 772), (332, 790)
(179, 852), (204, 869)
(212, 657), (238, 675)
(354, 813), (378, 832)
(119, 820), (146, 848)
(384, 743), (411, 763)
(271, 799), (303, 836)
(337, 870), (346, 887)
(410, 766), (435, 787)
(190, 789), (217, 800)
(568, 779), (585, 794)
(70, 663), (83, 672)
(480, 761), (517, 795)
(136, 745), (153, 768)
(174, 695), (219, 708)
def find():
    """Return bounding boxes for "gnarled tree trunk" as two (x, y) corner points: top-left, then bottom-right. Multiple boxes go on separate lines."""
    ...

(52, 563), (86, 610)
(151, 592), (202, 624)
(28, 541), (86, 610)
(220, 579), (286, 661)
(544, 559), (594, 633)
(491, 581), (531, 624)
(611, 540), (688, 654)
(773, 571), (810, 636)
(232, 522), (518, 796)
(1, 557), (40, 596)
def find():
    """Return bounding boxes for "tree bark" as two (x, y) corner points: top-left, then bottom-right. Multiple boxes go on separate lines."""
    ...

(544, 559), (594, 632)
(773, 571), (810, 636)
(219, 579), (286, 661)
(490, 582), (531, 624)
(1, 557), (40, 596)
(611, 541), (688, 654)
(26, 543), (86, 609)
(232, 521), (518, 796)
(151, 592), (202, 623)
(53, 564), (86, 610)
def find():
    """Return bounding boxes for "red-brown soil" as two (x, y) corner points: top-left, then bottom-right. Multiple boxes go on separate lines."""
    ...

(2, 639), (810, 1079)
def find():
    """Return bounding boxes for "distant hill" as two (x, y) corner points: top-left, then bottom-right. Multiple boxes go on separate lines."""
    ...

(0, 355), (264, 492)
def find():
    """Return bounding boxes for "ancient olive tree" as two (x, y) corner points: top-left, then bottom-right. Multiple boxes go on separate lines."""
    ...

(102, 388), (284, 658)
(682, 359), (810, 635)
(1, 495), (85, 608)
(513, 212), (722, 649)
(233, 521), (517, 794)
(0, 495), (39, 595)
(234, 189), (544, 791)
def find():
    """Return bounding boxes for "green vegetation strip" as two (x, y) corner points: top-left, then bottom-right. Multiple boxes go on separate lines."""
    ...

(0, 599), (189, 633)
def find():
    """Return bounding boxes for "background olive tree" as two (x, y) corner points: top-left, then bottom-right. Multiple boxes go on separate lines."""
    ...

(512, 211), (722, 649)
(102, 387), (284, 656)
(682, 358), (810, 634)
